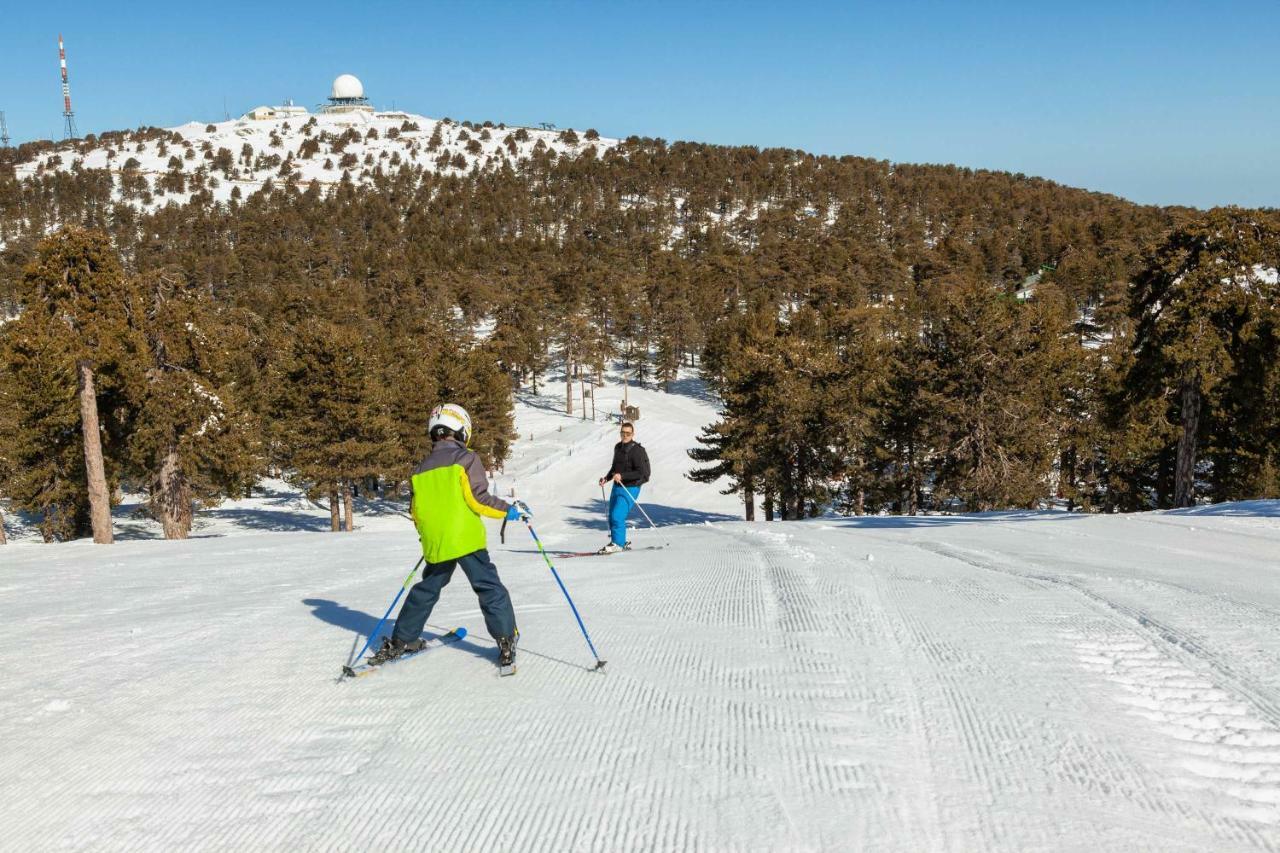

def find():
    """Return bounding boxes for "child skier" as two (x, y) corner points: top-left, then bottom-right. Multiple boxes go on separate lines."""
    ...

(370, 403), (528, 670)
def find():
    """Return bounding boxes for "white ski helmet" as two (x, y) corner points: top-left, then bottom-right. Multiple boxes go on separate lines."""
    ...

(429, 403), (472, 445)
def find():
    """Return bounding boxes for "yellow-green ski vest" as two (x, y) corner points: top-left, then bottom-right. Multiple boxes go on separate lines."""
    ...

(410, 440), (508, 563)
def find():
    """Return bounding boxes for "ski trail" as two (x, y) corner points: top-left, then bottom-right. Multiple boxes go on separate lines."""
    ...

(6, 505), (1280, 850)
(806, 526), (1262, 852)
(903, 539), (1280, 850)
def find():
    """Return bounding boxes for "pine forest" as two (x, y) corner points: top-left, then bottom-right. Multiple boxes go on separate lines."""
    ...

(1, 121), (1278, 542)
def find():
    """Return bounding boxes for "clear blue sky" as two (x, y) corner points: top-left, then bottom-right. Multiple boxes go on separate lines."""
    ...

(4, 1), (1277, 208)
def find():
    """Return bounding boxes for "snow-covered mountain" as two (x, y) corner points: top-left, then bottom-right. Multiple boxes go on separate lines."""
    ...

(14, 108), (618, 213)
(4, 372), (1280, 850)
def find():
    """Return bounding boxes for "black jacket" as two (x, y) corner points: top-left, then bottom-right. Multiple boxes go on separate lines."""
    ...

(605, 441), (650, 486)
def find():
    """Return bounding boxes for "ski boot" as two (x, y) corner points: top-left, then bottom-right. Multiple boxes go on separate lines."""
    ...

(597, 541), (625, 555)
(367, 635), (427, 666)
(497, 630), (520, 676)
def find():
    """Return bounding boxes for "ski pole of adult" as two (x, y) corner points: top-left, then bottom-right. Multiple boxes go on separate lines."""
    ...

(341, 556), (424, 677)
(615, 483), (658, 529)
(522, 519), (607, 671)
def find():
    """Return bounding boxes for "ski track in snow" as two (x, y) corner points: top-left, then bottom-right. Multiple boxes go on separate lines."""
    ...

(878, 534), (1280, 850)
(3, 377), (1280, 850)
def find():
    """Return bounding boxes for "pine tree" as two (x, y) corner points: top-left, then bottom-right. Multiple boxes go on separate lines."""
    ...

(489, 277), (551, 391)
(0, 315), (94, 540)
(1125, 210), (1280, 507)
(119, 271), (264, 539)
(14, 228), (138, 543)
(432, 339), (516, 470)
(275, 318), (398, 532)
(917, 273), (1074, 511)
(693, 303), (860, 520)
(689, 309), (776, 519)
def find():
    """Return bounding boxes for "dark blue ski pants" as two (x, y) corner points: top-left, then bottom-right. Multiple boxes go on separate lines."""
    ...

(391, 548), (515, 643)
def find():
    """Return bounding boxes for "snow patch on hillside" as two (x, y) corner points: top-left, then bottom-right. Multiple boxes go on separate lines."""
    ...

(14, 112), (619, 214)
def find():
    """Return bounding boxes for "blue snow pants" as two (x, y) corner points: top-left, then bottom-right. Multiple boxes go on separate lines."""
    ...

(391, 548), (515, 643)
(608, 484), (641, 546)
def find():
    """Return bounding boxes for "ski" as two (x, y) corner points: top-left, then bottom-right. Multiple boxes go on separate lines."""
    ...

(341, 627), (467, 680)
(551, 545), (667, 560)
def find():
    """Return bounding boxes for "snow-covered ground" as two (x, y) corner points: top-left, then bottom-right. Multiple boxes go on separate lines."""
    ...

(13, 110), (618, 213)
(3, 376), (1280, 851)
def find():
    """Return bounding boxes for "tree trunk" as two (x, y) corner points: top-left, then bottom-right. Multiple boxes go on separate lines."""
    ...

(329, 486), (340, 532)
(1058, 446), (1076, 500)
(566, 360), (573, 416)
(794, 454), (807, 520)
(905, 439), (918, 516)
(154, 446), (193, 539)
(855, 488), (865, 516)
(1174, 379), (1201, 508)
(78, 361), (113, 544)
(343, 481), (354, 532)
(744, 477), (755, 522)
(779, 464), (794, 521)
(763, 492), (775, 522)
(0, 507), (7, 545)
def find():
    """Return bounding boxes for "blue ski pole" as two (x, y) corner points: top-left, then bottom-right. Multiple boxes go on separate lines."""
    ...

(523, 519), (607, 671)
(341, 556), (424, 678)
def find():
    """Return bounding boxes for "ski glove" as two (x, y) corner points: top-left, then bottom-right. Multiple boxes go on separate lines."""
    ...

(505, 500), (532, 522)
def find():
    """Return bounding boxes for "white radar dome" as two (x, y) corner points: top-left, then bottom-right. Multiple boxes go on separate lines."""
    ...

(331, 74), (364, 100)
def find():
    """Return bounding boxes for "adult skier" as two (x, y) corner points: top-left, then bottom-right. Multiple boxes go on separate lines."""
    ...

(596, 421), (650, 554)
(370, 403), (528, 671)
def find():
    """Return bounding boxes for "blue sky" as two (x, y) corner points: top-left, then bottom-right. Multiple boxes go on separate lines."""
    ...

(4, 1), (1277, 208)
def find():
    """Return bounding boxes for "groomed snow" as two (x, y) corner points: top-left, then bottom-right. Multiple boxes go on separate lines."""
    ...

(3, 375), (1280, 851)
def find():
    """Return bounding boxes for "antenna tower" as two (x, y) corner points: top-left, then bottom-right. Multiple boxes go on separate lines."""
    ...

(0, 112), (10, 147)
(59, 34), (78, 140)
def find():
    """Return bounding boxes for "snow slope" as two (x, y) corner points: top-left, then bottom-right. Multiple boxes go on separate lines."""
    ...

(3, 378), (1280, 851)
(13, 111), (618, 213)
(0, 371), (738, 546)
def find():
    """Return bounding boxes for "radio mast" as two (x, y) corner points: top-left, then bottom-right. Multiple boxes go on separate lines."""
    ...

(59, 34), (79, 140)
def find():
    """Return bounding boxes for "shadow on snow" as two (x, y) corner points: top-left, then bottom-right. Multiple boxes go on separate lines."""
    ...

(302, 597), (495, 665)
(302, 597), (604, 673)
(561, 498), (739, 531)
(103, 481), (414, 540)
(1162, 500), (1280, 518)
(660, 375), (719, 406)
